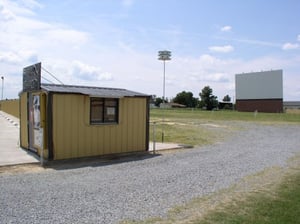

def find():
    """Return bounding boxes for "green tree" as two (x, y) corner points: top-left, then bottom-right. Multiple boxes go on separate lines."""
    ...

(154, 97), (163, 107)
(154, 97), (168, 107)
(173, 91), (198, 107)
(199, 86), (218, 110)
(222, 94), (231, 102)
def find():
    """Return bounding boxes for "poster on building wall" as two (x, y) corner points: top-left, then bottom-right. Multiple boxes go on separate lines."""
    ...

(33, 95), (40, 129)
(34, 128), (43, 149)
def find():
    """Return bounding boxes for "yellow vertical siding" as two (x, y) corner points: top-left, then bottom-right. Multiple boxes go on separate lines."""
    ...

(52, 94), (148, 160)
(19, 93), (28, 149)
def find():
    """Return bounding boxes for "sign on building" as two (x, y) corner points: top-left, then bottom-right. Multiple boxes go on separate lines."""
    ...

(23, 62), (41, 91)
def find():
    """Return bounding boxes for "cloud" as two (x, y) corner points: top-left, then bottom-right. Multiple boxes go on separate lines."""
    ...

(0, 50), (38, 64)
(298, 34), (300, 41)
(43, 28), (89, 46)
(215, 36), (281, 48)
(282, 42), (299, 50)
(0, 0), (41, 17)
(221, 26), (232, 32)
(19, 0), (43, 9)
(0, 4), (15, 21)
(71, 61), (113, 82)
(0, 0), (89, 52)
(198, 54), (223, 67)
(122, 0), (134, 7)
(195, 72), (230, 83)
(209, 45), (234, 53)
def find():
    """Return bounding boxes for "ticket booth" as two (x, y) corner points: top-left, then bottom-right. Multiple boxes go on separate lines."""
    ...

(20, 63), (150, 161)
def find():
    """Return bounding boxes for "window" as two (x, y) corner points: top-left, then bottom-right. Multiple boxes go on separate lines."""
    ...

(90, 98), (118, 124)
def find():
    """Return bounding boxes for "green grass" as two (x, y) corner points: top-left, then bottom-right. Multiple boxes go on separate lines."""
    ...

(150, 108), (300, 123)
(197, 171), (300, 224)
(149, 109), (300, 146)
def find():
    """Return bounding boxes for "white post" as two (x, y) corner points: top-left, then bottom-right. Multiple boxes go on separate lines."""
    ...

(152, 122), (156, 154)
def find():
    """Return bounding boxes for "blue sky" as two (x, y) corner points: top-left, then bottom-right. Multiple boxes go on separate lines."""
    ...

(0, 0), (299, 100)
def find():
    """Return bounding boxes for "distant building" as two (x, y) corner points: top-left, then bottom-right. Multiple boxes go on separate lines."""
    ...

(162, 102), (187, 108)
(235, 70), (283, 113)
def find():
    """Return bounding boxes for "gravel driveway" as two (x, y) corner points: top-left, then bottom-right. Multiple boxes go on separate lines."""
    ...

(1, 122), (300, 224)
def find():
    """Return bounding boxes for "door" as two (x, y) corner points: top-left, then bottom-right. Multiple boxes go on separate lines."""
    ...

(28, 93), (35, 151)
(28, 93), (44, 153)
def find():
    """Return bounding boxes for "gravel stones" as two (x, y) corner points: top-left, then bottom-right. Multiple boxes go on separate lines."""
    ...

(1, 123), (300, 223)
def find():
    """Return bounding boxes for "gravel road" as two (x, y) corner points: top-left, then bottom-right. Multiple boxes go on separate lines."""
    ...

(1, 123), (300, 224)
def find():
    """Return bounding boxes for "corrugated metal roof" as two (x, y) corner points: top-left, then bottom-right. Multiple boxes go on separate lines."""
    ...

(41, 83), (149, 98)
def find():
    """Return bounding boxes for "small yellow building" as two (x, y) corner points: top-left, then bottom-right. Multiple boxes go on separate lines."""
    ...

(20, 84), (150, 160)
(20, 63), (150, 160)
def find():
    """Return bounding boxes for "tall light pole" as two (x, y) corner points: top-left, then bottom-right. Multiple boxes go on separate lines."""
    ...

(1, 76), (4, 100)
(158, 50), (171, 142)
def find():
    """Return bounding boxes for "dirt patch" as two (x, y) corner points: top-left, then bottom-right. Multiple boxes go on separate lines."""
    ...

(200, 123), (227, 128)
(0, 163), (46, 175)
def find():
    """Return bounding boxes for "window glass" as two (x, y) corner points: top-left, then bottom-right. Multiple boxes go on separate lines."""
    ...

(90, 98), (118, 124)
(104, 99), (118, 122)
(91, 99), (103, 123)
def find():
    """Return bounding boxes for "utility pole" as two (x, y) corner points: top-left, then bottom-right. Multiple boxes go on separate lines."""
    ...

(1, 76), (4, 100)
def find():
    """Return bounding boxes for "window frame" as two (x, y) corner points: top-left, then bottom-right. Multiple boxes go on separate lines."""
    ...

(90, 98), (119, 125)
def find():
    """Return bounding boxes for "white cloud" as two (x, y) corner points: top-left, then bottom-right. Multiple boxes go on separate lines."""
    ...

(71, 61), (113, 82)
(0, 50), (37, 64)
(0, 0), (40, 17)
(192, 72), (230, 83)
(209, 45), (234, 53)
(198, 54), (226, 68)
(19, 0), (43, 9)
(0, 4), (15, 21)
(0, 0), (89, 52)
(43, 28), (89, 46)
(122, 0), (134, 7)
(221, 26), (232, 32)
(282, 42), (299, 50)
(0, 51), (22, 63)
(297, 34), (300, 41)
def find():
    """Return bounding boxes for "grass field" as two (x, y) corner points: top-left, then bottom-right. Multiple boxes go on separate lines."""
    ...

(149, 109), (300, 146)
(197, 168), (300, 224)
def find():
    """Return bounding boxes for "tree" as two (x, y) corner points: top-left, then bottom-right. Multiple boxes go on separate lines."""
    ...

(173, 91), (198, 108)
(222, 94), (231, 102)
(154, 97), (168, 107)
(154, 97), (163, 107)
(199, 86), (218, 110)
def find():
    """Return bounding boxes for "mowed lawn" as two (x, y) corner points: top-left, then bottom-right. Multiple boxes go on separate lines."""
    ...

(149, 108), (300, 146)
(197, 169), (300, 224)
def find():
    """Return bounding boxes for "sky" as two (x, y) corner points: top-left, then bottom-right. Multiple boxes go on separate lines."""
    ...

(0, 0), (300, 101)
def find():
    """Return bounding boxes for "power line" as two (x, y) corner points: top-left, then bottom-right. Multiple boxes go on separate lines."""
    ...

(41, 67), (64, 85)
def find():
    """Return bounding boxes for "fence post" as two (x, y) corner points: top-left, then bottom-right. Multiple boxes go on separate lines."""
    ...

(152, 122), (156, 154)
